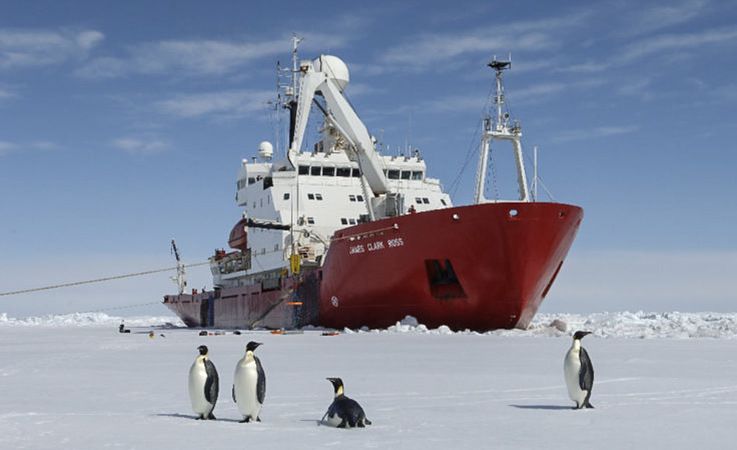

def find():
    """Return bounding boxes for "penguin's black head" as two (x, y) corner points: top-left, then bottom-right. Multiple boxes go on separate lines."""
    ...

(197, 345), (209, 356)
(573, 331), (592, 340)
(246, 341), (262, 352)
(326, 377), (344, 393)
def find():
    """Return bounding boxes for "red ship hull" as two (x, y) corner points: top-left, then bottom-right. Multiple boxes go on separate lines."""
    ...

(164, 202), (581, 331)
(320, 202), (582, 330)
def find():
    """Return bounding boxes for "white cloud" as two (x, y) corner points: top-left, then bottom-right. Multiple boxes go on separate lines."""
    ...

(622, 0), (709, 37)
(377, 11), (590, 68)
(0, 140), (58, 155)
(618, 27), (737, 64)
(112, 137), (170, 155)
(30, 141), (60, 151)
(552, 125), (639, 142)
(560, 26), (737, 74)
(0, 140), (17, 156)
(0, 28), (104, 70)
(155, 89), (273, 118)
(0, 86), (16, 100)
(75, 30), (104, 50)
(77, 32), (353, 79)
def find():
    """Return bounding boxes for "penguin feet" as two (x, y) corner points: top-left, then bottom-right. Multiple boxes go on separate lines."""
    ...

(364, 418), (372, 426)
(256, 416), (261, 422)
(207, 413), (216, 420)
(585, 402), (594, 409)
(239, 418), (249, 423)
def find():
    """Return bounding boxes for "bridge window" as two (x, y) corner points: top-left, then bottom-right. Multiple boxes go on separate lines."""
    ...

(351, 168), (360, 178)
(349, 218), (356, 225)
(387, 170), (400, 180)
(337, 167), (351, 177)
(248, 177), (256, 185)
(411, 171), (423, 180)
(341, 218), (348, 225)
(298, 165), (309, 175)
(401, 171), (411, 180)
(310, 166), (321, 176)
(323, 167), (335, 176)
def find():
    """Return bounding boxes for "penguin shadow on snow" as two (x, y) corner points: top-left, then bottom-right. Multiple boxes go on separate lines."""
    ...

(154, 413), (242, 423)
(508, 404), (576, 411)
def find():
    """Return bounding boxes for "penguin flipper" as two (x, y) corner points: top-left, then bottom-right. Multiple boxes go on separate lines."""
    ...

(232, 385), (236, 403)
(204, 360), (219, 405)
(578, 347), (594, 392)
(255, 356), (266, 404)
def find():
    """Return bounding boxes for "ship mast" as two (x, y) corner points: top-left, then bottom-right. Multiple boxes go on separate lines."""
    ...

(170, 239), (187, 295)
(288, 35), (302, 274)
(474, 58), (530, 204)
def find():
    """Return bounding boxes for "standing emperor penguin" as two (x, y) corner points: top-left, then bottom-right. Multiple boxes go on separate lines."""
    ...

(564, 330), (595, 409)
(188, 345), (219, 419)
(321, 378), (372, 428)
(232, 341), (266, 423)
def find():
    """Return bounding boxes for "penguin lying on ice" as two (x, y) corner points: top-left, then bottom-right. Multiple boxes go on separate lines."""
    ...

(564, 330), (595, 409)
(232, 341), (266, 423)
(321, 378), (372, 428)
(188, 345), (219, 419)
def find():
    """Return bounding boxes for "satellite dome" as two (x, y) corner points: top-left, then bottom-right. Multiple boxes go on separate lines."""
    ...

(313, 55), (350, 91)
(258, 141), (273, 160)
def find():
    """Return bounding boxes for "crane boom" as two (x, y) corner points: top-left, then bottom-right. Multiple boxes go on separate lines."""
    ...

(288, 55), (390, 196)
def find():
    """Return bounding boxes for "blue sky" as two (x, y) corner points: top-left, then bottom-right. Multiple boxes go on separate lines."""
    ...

(1, 0), (736, 317)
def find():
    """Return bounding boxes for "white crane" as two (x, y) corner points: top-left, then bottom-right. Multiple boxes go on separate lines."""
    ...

(287, 55), (400, 220)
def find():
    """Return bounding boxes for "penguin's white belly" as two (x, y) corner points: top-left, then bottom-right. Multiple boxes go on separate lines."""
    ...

(234, 360), (261, 418)
(564, 349), (587, 406)
(323, 409), (344, 427)
(188, 362), (212, 414)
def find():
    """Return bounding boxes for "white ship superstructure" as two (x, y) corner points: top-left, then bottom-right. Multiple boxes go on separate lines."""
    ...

(212, 44), (451, 290)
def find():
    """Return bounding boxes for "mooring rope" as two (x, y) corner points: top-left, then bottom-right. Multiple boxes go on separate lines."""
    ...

(0, 261), (210, 297)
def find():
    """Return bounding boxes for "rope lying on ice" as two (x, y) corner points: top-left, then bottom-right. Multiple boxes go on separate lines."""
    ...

(0, 261), (210, 297)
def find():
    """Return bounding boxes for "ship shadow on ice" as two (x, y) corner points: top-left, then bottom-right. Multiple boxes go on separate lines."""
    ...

(509, 404), (573, 411)
(154, 413), (242, 423)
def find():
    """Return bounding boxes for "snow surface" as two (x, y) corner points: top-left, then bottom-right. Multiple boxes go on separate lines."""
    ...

(1, 313), (736, 449)
(3, 310), (737, 339)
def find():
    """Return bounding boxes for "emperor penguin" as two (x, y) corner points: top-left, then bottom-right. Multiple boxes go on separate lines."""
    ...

(188, 345), (219, 420)
(321, 378), (372, 428)
(232, 341), (266, 423)
(564, 330), (595, 409)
